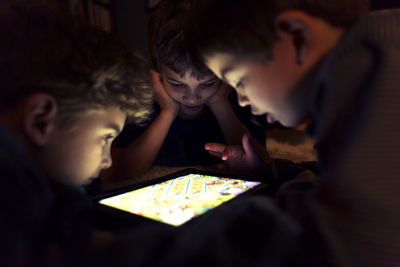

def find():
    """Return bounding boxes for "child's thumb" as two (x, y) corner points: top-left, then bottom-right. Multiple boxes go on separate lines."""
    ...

(242, 133), (257, 160)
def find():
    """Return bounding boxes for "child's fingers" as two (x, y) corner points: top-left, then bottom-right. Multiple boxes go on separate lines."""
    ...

(207, 150), (222, 158)
(221, 149), (231, 160)
(204, 142), (227, 153)
(149, 69), (163, 90)
(206, 143), (245, 160)
(241, 133), (258, 161)
(221, 145), (244, 160)
(242, 133), (270, 164)
(150, 69), (175, 109)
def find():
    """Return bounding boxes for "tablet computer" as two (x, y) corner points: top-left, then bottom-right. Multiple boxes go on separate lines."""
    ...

(94, 168), (267, 226)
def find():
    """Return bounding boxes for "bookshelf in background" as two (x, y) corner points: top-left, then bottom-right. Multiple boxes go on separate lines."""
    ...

(69, 0), (115, 33)
(88, 0), (115, 33)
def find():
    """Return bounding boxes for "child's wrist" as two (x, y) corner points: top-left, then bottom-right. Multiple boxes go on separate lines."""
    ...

(160, 108), (178, 120)
(208, 98), (229, 110)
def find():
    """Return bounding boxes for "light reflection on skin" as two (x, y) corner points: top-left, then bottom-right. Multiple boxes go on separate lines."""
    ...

(206, 50), (310, 127)
(41, 107), (126, 185)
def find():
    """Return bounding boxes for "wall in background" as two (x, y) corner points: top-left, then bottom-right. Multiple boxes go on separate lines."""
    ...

(371, 0), (400, 10)
(114, 0), (149, 55)
(108, 0), (400, 57)
(69, 0), (116, 33)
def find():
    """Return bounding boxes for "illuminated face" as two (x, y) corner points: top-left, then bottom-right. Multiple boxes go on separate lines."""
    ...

(160, 65), (220, 119)
(206, 40), (311, 127)
(43, 107), (126, 185)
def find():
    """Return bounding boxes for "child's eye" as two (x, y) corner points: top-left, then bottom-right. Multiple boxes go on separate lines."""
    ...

(103, 135), (115, 145)
(168, 81), (184, 88)
(199, 81), (217, 88)
(236, 78), (245, 89)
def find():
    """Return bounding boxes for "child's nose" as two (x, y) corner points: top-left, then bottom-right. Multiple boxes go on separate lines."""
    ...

(101, 151), (112, 169)
(182, 92), (201, 103)
(237, 93), (250, 107)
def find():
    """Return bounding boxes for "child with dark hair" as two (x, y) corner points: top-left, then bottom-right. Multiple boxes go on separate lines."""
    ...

(109, 0), (266, 179)
(188, 0), (400, 265)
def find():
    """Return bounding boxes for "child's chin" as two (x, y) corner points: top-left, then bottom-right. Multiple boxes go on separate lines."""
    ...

(82, 177), (96, 185)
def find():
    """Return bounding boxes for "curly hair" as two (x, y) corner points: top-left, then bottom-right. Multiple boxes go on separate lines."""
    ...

(0, 0), (153, 126)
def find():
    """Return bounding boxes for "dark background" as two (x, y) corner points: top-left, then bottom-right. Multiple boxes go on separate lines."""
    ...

(370, 0), (400, 10)
(114, 0), (149, 54)
(113, 0), (400, 54)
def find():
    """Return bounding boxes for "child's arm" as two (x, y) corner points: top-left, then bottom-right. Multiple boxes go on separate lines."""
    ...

(207, 82), (247, 145)
(110, 70), (179, 179)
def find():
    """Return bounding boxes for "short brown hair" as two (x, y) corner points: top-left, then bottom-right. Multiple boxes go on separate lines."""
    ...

(0, 0), (153, 126)
(148, 0), (212, 79)
(189, 0), (370, 61)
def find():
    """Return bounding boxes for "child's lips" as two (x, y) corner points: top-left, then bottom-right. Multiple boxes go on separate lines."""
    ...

(182, 104), (203, 112)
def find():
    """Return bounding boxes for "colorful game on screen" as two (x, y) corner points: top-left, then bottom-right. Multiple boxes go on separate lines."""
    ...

(99, 174), (261, 226)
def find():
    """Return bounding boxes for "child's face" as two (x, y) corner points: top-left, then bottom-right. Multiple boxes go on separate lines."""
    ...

(160, 65), (220, 119)
(206, 40), (311, 127)
(42, 106), (126, 185)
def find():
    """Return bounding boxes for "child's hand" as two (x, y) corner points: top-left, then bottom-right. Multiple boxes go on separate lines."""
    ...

(205, 133), (272, 177)
(206, 81), (232, 107)
(150, 70), (179, 117)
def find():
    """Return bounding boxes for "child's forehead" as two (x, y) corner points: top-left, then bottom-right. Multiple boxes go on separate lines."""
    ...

(205, 53), (242, 78)
(161, 65), (217, 82)
(60, 107), (126, 132)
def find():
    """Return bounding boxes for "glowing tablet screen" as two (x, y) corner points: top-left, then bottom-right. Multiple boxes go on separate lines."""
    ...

(99, 173), (261, 226)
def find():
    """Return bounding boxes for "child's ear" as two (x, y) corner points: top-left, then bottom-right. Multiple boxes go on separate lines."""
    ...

(275, 11), (313, 65)
(23, 94), (58, 146)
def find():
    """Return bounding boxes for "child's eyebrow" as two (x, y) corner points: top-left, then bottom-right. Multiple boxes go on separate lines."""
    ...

(203, 77), (218, 83)
(166, 76), (184, 83)
(105, 122), (122, 135)
(221, 67), (234, 82)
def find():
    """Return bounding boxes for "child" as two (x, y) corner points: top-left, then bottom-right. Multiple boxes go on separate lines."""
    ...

(109, 0), (266, 179)
(0, 1), (154, 265)
(189, 0), (400, 265)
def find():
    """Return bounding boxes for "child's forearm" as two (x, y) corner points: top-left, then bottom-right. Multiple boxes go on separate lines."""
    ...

(111, 110), (176, 179)
(209, 100), (247, 145)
